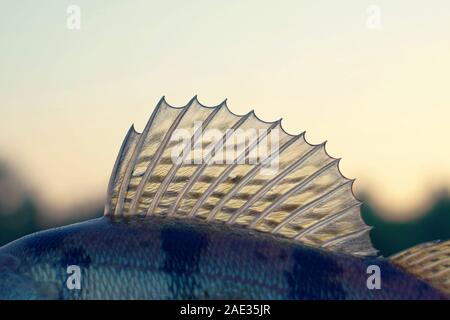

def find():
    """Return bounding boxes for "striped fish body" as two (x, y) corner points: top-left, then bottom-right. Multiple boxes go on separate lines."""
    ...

(0, 217), (446, 300)
(2, 97), (449, 299)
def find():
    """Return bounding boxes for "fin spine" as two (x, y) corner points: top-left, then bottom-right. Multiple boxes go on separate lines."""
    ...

(416, 249), (450, 266)
(390, 240), (450, 295)
(106, 97), (377, 257)
(295, 202), (361, 239)
(225, 134), (303, 224)
(202, 121), (280, 221)
(322, 227), (371, 248)
(233, 142), (326, 224)
(146, 104), (222, 215)
(168, 111), (252, 217)
(272, 180), (353, 234)
(114, 97), (165, 216)
(130, 98), (193, 215)
(104, 125), (139, 215)
(250, 158), (339, 228)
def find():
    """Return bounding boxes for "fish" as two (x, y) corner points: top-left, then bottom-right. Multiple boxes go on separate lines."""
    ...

(0, 96), (448, 300)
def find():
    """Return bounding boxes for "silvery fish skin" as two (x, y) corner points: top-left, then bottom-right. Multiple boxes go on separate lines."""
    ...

(0, 216), (446, 299)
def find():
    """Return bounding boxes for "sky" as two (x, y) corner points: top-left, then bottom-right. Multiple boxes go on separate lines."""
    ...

(1, 0), (449, 219)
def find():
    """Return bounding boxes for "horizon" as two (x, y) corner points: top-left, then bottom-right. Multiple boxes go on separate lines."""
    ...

(1, 1), (450, 220)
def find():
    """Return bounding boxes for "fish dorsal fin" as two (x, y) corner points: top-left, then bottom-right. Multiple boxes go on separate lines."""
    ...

(391, 240), (450, 295)
(105, 97), (377, 257)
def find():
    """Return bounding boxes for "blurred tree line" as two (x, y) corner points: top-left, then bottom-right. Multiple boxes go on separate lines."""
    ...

(0, 160), (449, 256)
(361, 194), (450, 256)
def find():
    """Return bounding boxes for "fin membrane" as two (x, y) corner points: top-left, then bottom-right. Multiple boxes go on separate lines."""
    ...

(105, 96), (377, 257)
(391, 240), (450, 295)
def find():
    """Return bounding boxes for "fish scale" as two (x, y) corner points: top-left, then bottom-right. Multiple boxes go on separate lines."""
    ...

(0, 216), (446, 299)
(0, 97), (449, 299)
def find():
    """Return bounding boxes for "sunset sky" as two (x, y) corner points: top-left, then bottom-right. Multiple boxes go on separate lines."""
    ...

(1, 0), (449, 219)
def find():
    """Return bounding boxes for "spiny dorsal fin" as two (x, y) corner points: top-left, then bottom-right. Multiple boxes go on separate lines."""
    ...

(391, 240), (450, 295)
(105, 96), (377, 257)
